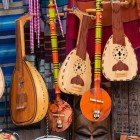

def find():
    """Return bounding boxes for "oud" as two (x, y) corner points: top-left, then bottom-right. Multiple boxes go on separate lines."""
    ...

(58, 8), (94, 95)
(102, 1), (138, 81)
(80, 0), (111, 122)
(10, 14), (49, 125)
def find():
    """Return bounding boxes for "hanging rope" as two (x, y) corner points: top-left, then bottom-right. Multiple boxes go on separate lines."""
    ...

(29, 0), (40, 53)
(54, 0), (64, 37)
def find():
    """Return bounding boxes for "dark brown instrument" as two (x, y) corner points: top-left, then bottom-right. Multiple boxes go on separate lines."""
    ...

(10, 14), (49, 125)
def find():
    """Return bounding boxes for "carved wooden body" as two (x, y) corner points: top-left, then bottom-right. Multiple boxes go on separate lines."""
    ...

(10, 61), (48, 125)
(58, 9), (93, 95)
(10, 14), (49, 125)
(58, 49), (91, 95)
(48, 99), (72, 132)
(0, 67), (5, 98)
(80, 88), (111, 122)
(102, 35), (137, 81)
(102, 1), (137, 81)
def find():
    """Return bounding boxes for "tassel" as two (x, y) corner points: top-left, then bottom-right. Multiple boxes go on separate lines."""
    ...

(2, 0), (10, 10)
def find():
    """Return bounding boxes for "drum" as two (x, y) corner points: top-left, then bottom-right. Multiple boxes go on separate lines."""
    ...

(35, 135), (66, 140)
(0, 130), (19, 140)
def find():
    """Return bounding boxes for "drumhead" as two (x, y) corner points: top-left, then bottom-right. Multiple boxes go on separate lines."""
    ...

(35, 135), (66, 140)
(0, 130), (19, 140)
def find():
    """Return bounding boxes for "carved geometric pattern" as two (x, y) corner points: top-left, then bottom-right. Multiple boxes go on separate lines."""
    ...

(111, 76), (140, 139)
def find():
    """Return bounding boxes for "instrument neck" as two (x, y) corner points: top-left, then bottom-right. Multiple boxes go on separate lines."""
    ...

(48, 0), (61, 95)
(76, 14), (91, 60)
(15, 19), (26, 74)
(94, 0), (102, 90)
(112, 1), (125, 46)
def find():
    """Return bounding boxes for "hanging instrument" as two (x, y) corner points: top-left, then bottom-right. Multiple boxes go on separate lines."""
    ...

(10, 14), (49, 125)
(102, 0), (138, 81)
(48, 0), (72, 132)
(80, 0), (111, 122)
(58, 8), (94, 95)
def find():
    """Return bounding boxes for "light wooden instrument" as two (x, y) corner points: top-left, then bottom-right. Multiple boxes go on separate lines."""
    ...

(102, 1), (138, 81)
(80, 0), (111, 122)
(48, 0), (72, 132)
(0, 67), (5, 98)
(10, 14), (49, 125)
(58, 8), (94, 95)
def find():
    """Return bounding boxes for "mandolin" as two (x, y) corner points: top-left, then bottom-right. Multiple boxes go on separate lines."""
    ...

(80, 0), (111, 122)
(10, 14), (49, 125)
(48, 0), (72, 132)
(0, 67), (5, 98)
(58, 8), (94, 95)
(102, 1), (138, 81)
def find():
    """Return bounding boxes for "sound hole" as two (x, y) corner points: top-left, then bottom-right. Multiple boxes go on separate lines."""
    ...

(73, 59), (86, 75)
(112, 46), (127, 61)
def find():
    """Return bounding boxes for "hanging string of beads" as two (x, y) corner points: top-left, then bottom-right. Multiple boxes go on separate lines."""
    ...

(53, 0), (64, 37)
(29, 0), (40, 53)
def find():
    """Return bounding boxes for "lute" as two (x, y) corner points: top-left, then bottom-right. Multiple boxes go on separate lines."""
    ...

(102, 0), (138, 81)
(48, 0), (72, 132)
(10, 14), (49, 125)
(80, 0), (111, 122)
(58, 8), (94, 95)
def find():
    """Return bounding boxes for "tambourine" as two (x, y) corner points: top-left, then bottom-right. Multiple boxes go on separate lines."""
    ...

(0, 129), (19, 140)
(35, 135), (66, 140)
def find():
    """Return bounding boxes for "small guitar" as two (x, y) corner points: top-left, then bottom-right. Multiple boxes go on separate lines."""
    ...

(0, 67), (5, 98)
(102, 1), (138, 81)
(48, 0), (72, 132)
(58, 8), (94, 95)
(80, 0), (111, 122)
(10, 14), (49, 125)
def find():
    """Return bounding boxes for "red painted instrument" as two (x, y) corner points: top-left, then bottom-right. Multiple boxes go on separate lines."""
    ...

(80, 0), (111, 122)
(48, 0), (72, 132)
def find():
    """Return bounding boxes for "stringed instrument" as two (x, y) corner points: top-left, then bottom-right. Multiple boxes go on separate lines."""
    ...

(48, 0), (72, 132)
(80, 0), (111, 122)
(10, 14), (49, 125)
(0, 67), (5, 98)
(58, 8), (94, 95)
(102, 0), (138, 81)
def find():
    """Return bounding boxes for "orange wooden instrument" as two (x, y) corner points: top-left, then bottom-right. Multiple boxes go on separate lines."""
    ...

(80, 0), (111, 122)
(10, 14), (49, 125)
(48, 0), (72, 132)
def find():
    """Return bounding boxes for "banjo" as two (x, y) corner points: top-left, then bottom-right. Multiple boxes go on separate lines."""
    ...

(48, 0), (72, 132)
(58, 8), (94, 95)
(10, 14), (49, 125)
(102, 0), (138, 81)
(80, 0), (111, 122)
